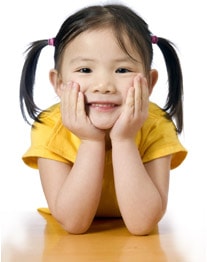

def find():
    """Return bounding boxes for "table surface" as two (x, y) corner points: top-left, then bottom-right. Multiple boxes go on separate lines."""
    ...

(1, 208), (206, 262)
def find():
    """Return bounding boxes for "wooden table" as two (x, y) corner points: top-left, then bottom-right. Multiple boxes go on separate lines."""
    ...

(1, 209), (206, 262)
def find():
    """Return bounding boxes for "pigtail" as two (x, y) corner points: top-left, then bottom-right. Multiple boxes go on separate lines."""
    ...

(19, 40), (48, 124)
(156, 37), (183, 133)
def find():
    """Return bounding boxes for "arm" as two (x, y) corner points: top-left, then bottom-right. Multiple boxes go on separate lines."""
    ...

(110, 74), (170, 235)
(38, 140), (105, 234)
(112, 141), (170, 235)
(38, 82), (106, 234)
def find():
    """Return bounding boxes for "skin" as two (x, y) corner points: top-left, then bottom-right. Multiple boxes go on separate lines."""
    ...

(38, 28), (171, 235)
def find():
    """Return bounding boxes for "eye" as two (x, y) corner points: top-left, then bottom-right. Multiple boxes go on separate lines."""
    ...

(115, 68), (131, 73)
(78, 68), (92, 73)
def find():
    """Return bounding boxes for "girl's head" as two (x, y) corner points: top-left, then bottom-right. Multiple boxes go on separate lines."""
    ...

(50, 27), (158, 130)
(53, 5), (153, 75)
(20, 4), (183, 133)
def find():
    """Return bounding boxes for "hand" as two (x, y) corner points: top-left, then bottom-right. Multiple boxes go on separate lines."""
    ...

(60, 82), (105, 142)
(110, 74), (149, 141)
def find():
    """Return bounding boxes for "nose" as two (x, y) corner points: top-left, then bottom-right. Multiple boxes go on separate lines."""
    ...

(90, 78), (116, 94)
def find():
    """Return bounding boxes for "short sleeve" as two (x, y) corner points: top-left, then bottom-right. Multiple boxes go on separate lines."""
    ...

(137, 105), (187, 169)
(22, 104), (80, 169)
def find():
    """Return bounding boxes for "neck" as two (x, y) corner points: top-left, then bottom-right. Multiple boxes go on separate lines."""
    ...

(105, 132), (112, 151)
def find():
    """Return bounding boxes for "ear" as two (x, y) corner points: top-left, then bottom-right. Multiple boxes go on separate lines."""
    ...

(49, 69), (62, 97)
(149, 69), (158, 95)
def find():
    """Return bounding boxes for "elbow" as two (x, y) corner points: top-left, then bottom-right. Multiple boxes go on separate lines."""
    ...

(125, 212), (164, 236)
(61, 221), (90, 235)
(127, 223), (156, 236)
(128, 202), (167, 236)
(52, 210), (92, 234)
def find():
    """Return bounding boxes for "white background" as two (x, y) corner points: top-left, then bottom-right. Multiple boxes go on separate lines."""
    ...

(0, 0), (206, 239)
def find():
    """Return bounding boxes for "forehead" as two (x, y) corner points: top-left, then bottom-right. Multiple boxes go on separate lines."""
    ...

(63, 27), (142, 61)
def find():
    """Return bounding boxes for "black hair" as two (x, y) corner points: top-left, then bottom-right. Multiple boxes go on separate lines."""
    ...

(19, 4), (183, 133)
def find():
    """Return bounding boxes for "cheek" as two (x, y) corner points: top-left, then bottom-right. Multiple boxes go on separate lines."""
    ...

(78, 81), (88, 93)
(119, 79), (133, 100)
(77, 78), (95, 93)
(121, 89), (129, 101)
(59, 75), (87, 92)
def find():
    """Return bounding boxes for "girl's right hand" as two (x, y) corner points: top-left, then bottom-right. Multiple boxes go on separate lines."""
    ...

(60, 82), (105, 142)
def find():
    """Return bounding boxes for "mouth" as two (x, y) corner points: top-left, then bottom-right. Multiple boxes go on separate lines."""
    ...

(89, 103), (117, 108)
(86, 102), (119, 111)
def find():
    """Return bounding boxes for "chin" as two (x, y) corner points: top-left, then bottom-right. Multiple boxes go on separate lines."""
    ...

(89, 117), (115, 130)
(88, 111), (120, 130)
(92, 121), (114, 130)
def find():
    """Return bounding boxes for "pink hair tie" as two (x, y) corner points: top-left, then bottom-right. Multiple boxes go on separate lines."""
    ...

(48, 38), (55, 46)
(151, 35), (158, 44)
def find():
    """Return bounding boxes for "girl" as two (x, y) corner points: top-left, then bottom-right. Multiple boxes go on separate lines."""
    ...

(20, 4), (187, 235)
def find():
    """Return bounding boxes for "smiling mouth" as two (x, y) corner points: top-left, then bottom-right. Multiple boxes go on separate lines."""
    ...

(89, 103), (117, 108)
(86, 102), (118, 111)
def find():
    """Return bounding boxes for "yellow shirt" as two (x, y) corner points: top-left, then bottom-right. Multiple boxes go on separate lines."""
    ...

(23, 102), (187, 216)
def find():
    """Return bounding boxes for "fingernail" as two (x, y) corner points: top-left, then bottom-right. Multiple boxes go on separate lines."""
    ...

(137, 73), (143, 79)
(60, 83), (66, 90)
(66, 81), (73, 87)
(72, 82), (79, 88)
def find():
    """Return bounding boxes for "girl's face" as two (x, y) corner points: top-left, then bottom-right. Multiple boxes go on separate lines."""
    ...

(51, 28), (152, 130)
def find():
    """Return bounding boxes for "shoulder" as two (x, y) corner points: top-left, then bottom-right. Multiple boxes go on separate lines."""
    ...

(35, 103), (61, 128)
(23, 104), (67, 168)
(148, 102), (170, 122)
(137, 102), (187, 169)
(29, 103), (62, 146)
(142, 102), (176, 135)
(24, 103), (80, 167)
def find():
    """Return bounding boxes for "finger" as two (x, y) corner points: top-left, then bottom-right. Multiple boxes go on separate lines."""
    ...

(60, 82), (72, 120)
(133, 74), (142, 115)
(140, 76), (149, 112)
(61, 82), (79, 122)
(134, 74), (149, 116)
(77, 91), (87, 119)
(70, 82), (80, 119)
(125, 86), (135, 115)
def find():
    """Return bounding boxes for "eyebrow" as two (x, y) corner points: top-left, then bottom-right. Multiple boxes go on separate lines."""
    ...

(70, 57), (95, 64)
(70, 56), (141, 64)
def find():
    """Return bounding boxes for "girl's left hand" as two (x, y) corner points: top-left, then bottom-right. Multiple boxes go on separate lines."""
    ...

(110, 74), (149, 141)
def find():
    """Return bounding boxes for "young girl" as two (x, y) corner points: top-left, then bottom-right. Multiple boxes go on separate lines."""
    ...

(20, 4), (187, 235)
